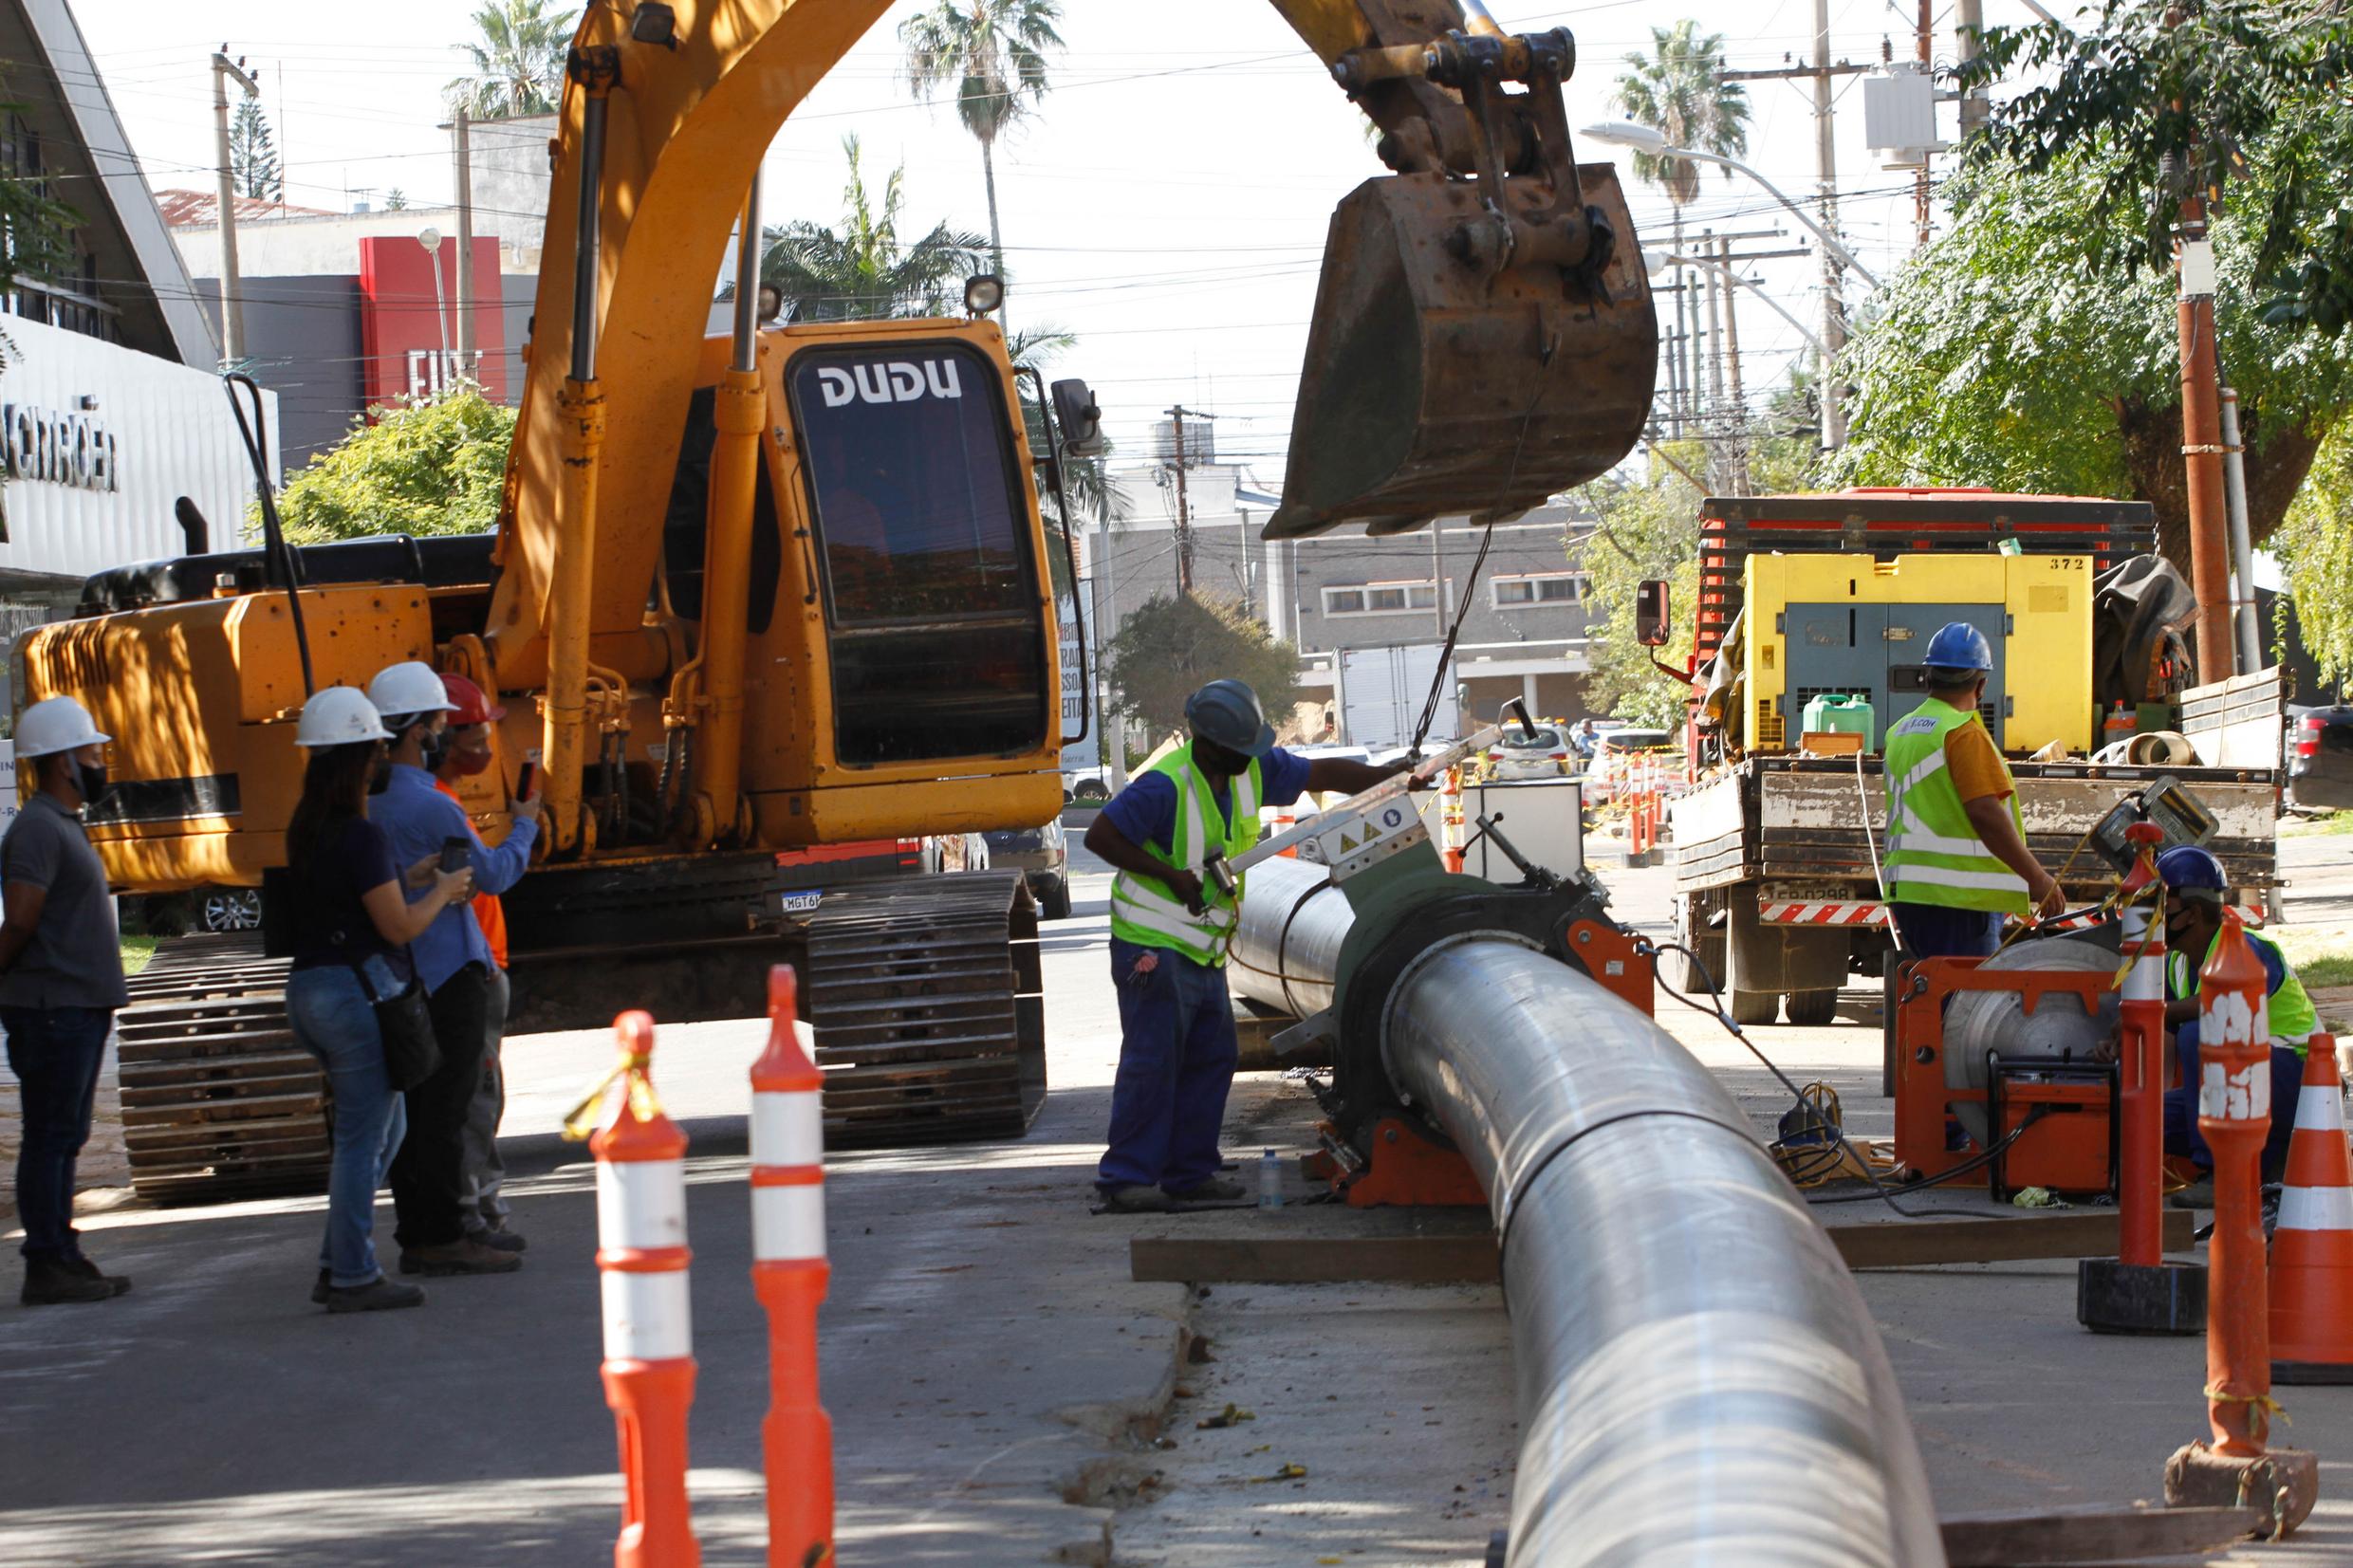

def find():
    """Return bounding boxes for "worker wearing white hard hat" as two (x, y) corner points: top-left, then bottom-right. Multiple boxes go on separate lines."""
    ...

(0, 694), (131, 1303)
(281, 683), (476, 1312)
(362, 659), (534, 1281)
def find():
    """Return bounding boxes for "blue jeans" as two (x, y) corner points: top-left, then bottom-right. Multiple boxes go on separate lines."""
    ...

(287, 964), (407, 1287)
(3, 1006), (114, 1261)
(2161, 1017), (2303, 1177)
(1098, 939), (1238, 1192)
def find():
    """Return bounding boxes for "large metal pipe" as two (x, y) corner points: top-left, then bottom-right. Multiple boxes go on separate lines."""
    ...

(1231, 858), (1945, 1565)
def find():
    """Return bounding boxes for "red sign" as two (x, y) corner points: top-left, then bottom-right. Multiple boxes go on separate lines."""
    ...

(357, 235), (509, 409)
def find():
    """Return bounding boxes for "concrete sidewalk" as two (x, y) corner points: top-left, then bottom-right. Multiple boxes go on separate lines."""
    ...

(0, 876), (1183, 1566)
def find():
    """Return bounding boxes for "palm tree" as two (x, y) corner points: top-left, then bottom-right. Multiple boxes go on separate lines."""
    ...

(757, 136), (991, 323)
(899, 0), (1065, 299)
(1611, 22), (1751, 212)
(446, 0), (569, 120)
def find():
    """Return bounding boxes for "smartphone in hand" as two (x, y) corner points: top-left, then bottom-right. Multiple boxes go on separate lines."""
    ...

(515, 759), (540, 802)
(440, 836), (472, 874)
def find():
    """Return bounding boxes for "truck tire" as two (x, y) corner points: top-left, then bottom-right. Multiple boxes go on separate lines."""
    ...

(1731, 989), (1780, 1026)
(1041, 878), (1073, 921)
(1667, 892), (1727, 998)
(1785, 987), (1840, 1027)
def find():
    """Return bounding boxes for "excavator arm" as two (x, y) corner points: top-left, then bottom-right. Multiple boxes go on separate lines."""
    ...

(488, 0), (1653, 689)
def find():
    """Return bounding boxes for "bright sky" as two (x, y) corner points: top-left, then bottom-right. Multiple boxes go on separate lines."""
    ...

(76, 0), (2065, 482)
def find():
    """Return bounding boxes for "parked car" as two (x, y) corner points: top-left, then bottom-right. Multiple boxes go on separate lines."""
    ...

(1063, 765), (1113, 804)
(2287, 705), (2353, 813)
(1484, 724), (1572, 782)
(985, 818), (1071, 919)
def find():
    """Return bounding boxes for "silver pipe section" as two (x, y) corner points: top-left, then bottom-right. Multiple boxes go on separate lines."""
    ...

(1230, 861), (1945, 1567)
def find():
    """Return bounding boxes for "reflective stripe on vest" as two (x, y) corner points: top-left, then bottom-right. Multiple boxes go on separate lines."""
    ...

(1883, 697), (2029, 916)
(1108, 745), (1264, 967)
(2168, 928), (2317, 1052)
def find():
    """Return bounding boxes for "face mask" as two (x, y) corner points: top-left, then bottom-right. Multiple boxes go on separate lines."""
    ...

(417, 728), (450, 773)
(369, 757), (393, 793)
(76, 760), (108, 806)
(454, 746), (494, 778)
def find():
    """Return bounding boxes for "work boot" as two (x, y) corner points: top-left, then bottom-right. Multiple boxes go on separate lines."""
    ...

(399, 1238), (523, 1276)
(312, 1268), (330, 1305)
(1098, 1184), (1174, 1214)
(65, 1256), (132, 1298)
(1166, 1176), (1248, 1203)
(2169, 1174), (2216, 1209)
(21, 1257), (117, 1306)
(324, 1277), (426, 1313)
(464, 1227), (528, 1253)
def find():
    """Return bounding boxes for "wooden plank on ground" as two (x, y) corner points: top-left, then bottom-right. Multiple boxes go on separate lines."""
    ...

(1232, 1011), (1330, 1071)
(1940, 1503), (2264, 1566)
(1132, 1208), (2195, 1282)
(1832, 1208), (2194, 1269)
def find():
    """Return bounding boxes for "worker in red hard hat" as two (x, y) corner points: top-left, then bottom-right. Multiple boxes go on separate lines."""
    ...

(435, 672), (536, 1254)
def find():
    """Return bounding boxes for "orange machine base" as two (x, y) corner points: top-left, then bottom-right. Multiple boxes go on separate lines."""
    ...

(1306, 1116), (1488, 1208)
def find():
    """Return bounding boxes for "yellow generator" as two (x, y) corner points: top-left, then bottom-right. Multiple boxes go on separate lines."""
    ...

(1739, 551), (2093, 755)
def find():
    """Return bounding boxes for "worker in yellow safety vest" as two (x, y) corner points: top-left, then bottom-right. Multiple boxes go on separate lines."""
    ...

(1083, 679), (1403, 1213)
(1882, 621), (2067, 958)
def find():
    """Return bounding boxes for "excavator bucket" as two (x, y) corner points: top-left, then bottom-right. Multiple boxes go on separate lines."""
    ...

(1270, 164), (1656, 538)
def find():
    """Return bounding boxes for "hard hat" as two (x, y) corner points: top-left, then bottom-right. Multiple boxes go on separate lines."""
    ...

(2158, 844), (2228, 902)
(440, 672), (507, 728)
(367, 661), (458, 725)
(15, 696), (109, 759)
(295, 686), (394, 748)
(1923, 622), (1993, 675)
(1184, 678), (1275, 758)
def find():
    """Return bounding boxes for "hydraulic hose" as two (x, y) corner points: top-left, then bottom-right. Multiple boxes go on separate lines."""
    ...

(1231, 856), (1946, 1566)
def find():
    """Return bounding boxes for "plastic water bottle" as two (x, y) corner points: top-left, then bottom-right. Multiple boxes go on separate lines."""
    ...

(1259, 1148), (1282, 1209)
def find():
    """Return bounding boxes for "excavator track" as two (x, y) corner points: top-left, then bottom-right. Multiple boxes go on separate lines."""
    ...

(116, 933), (328, 1204)
(803, 871), (1046, 1147)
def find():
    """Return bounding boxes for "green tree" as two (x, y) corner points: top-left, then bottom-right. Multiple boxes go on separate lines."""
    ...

(0, 80), (81, 371)
(1007, 323), (1125, 601)
(1835, 148), (2353, 568)
(758, 136), (990, 323)
(899, 0), (1065, 295)
(446, 0), (568, 120)
(384, 188), (409, 212)
(1961, 0), (2353, 332)
(272, 388), (516, 544)
(2270, 428), (2353, 687)
(1103, 593), (1304, 742)
(230, 96), (282, 203)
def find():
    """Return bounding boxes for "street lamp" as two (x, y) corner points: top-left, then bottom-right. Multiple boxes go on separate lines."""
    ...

(1640, 248), (1825, 356)
(417, 226), (452, 397)
(1583, 120), (1878, 287)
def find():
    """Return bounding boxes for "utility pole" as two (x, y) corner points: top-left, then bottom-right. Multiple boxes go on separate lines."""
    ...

(1430, 520), (1448, 637)
(1701, 230), (1726, 489)
(2176, 174), (2234, 680)
(1165, 406), (1201, 595)
(1955, 0), (1989, 138)
(1717, 233), (1749, 495)
(453, 107), (476, 382)
(1720, 51), (1870, 450)
(1916, 0), (1935, 247)
(210, 49), (261, 366)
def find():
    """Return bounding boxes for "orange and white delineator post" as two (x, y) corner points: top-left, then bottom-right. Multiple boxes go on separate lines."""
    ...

(2270, 1035), (2353, 1383)
(2162, 913), (2320, 1531)
(750, 966), (834, 1567)
(1439, 764), (1466, 873)
(589, 1011), (701, 1568)
(2080, 825), (2203, 1334)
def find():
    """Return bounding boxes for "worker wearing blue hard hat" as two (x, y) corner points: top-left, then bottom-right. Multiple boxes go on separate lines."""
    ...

(1881, 621), (2067, 958)
(2150, 844), (2317, 1208)
(1083, 679), (1410, 1214)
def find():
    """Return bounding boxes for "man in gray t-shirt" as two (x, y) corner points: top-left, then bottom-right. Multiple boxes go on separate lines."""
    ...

(2, 695), (132, 1305)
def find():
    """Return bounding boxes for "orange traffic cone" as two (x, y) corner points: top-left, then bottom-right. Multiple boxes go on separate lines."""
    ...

(2271, 1033), (2353, 1384)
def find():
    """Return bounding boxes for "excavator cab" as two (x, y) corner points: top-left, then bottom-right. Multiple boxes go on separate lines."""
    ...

(1270, 20), (1656, 537)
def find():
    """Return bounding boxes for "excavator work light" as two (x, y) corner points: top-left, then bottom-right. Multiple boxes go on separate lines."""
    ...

(964, 275), (1005, 316)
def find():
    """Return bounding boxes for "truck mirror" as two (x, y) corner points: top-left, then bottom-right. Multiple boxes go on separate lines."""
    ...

(1051, 378), (1106, 457)
(1635, 580), (1672, 647)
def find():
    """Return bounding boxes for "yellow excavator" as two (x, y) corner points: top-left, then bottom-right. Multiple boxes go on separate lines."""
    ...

(18, 0), (1655, 1198)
